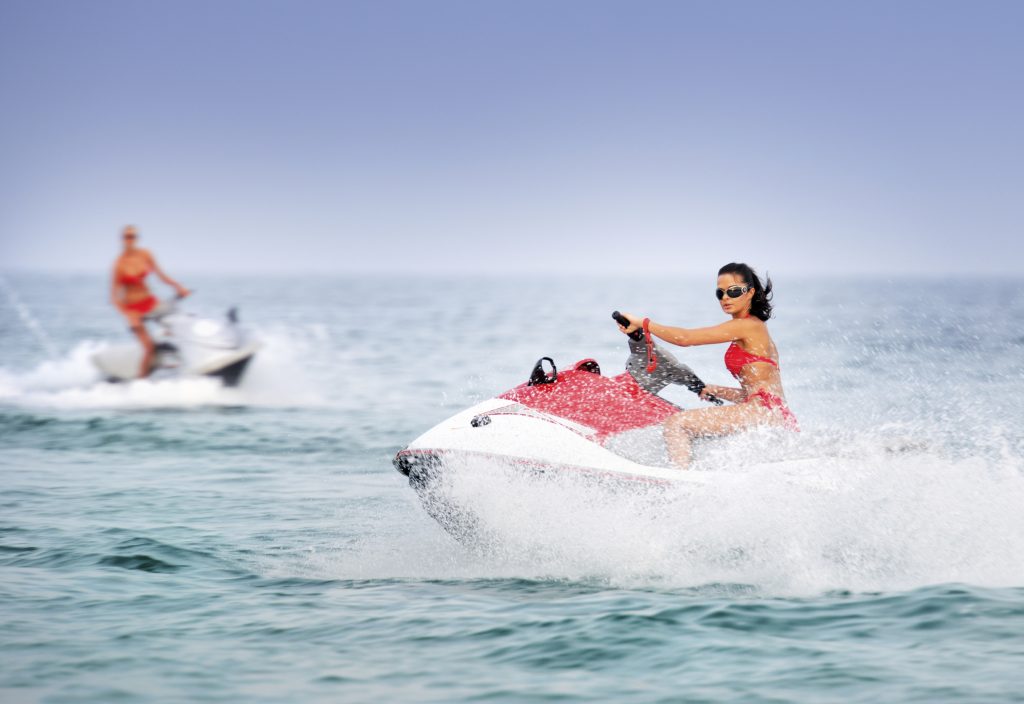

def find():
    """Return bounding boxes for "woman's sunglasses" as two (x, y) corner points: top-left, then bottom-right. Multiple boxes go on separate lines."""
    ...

(715, 284), (750, 300)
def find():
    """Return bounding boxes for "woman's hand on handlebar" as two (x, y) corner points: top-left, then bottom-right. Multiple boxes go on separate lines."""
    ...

(175, 285), (191, 299)
(616, 312), (643, 335)
(700, 384), (744, 404)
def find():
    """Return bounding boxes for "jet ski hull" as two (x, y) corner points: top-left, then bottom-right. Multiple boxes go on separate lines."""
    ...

(92, 342), (259, 386)
(396, 325), (732, 543)
(394, 382), (712, 544)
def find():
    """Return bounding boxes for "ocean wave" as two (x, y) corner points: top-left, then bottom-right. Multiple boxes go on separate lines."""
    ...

(0, 533), (247, 578)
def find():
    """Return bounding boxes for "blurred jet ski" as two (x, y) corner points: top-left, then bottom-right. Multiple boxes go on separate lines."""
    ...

(92, 296), (260, 386)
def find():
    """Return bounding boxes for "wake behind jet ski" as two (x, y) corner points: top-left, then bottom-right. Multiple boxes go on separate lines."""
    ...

(92, 295), (260, 386)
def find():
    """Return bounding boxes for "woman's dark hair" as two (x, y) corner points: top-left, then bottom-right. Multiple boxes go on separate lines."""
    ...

(718, 262), (773, 321)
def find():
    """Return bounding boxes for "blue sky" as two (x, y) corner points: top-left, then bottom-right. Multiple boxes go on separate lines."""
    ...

(1, 0), (1021, 275)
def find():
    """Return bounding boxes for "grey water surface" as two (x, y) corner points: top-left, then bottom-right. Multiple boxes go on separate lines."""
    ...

(2, 273), (1023, 703)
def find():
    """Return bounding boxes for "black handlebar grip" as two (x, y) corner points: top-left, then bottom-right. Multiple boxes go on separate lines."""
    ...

(612, 311), (644, 341)
(694, 382), (724, 405)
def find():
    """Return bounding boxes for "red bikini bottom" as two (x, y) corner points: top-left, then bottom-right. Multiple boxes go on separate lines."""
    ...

(748, 389), (800, 431)
(124, 296), (158, 314)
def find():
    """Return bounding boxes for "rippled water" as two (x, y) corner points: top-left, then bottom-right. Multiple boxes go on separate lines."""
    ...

(2, 272), (1023, 702)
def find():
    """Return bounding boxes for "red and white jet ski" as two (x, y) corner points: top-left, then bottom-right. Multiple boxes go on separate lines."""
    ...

(394, 312), (725, 538)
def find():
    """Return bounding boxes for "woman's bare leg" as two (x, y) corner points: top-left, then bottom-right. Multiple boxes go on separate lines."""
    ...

(663, 421), (695, 467)
(663, 403), (776, 468)
(129, 317), (155, 378)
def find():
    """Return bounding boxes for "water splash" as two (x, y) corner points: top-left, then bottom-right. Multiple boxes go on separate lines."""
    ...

(332, 429), (1024, 597)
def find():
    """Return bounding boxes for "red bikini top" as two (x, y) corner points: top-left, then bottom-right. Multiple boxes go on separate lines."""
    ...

(118, 266), (150, 286)
(725, 342), (778, 379)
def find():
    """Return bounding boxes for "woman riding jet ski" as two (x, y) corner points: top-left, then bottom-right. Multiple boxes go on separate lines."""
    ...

(97, 225), (259, 386)
(110, 225), (191, 378)
(615, 263), (798, 465)
(394, 263), (797, 540)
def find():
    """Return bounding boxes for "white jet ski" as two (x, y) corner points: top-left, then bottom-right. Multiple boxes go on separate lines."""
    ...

(92, 296), (260, 386)
(394, 312), (728, 540)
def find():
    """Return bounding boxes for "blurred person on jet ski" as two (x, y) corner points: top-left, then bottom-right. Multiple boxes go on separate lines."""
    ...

(110, 225), (191, 378)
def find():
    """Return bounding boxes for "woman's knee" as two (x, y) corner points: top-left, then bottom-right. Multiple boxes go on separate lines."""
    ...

(668, 407), (754, 438)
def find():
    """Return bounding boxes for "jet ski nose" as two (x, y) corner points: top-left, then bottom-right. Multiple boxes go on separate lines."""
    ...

(393, 450), (413, 476)
(393, 450), (443, 484)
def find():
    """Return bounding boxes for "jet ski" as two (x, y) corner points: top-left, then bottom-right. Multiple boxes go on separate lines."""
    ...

(394, 312), (726, 540)
(92, 296), (260, 386)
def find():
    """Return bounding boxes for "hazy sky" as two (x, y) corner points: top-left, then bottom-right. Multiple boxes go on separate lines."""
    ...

(1, 0), (1021, 275)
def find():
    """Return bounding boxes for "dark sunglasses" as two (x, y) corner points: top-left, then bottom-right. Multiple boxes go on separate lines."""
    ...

(715, 284), (750, 300)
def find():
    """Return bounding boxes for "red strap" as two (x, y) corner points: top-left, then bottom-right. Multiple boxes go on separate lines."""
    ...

(642, 318), (657, 373)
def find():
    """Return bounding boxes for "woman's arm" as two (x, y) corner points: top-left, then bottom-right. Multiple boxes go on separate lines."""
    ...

(647, 318), (748, 347)
(111, 267), (125, 310)
(701, 384), (746, 404)
(146, 251), (190, 297)
(619, 313), (752, 347)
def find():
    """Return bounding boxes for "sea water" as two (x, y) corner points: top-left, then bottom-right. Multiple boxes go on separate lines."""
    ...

(1, 272), (1023, 703)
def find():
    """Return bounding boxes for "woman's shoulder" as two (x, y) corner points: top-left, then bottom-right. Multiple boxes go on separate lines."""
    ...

(737, 316), (772, 341)
(129, 248), (157, 265)
(734, 316), (767, 331)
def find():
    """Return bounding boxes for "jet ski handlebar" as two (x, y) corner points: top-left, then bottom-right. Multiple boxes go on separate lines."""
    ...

(612, 311), (644, 341)
(612, 310), (723, 406)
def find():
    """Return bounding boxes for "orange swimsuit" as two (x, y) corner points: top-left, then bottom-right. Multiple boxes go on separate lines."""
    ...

(724, 342), (799, 431)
